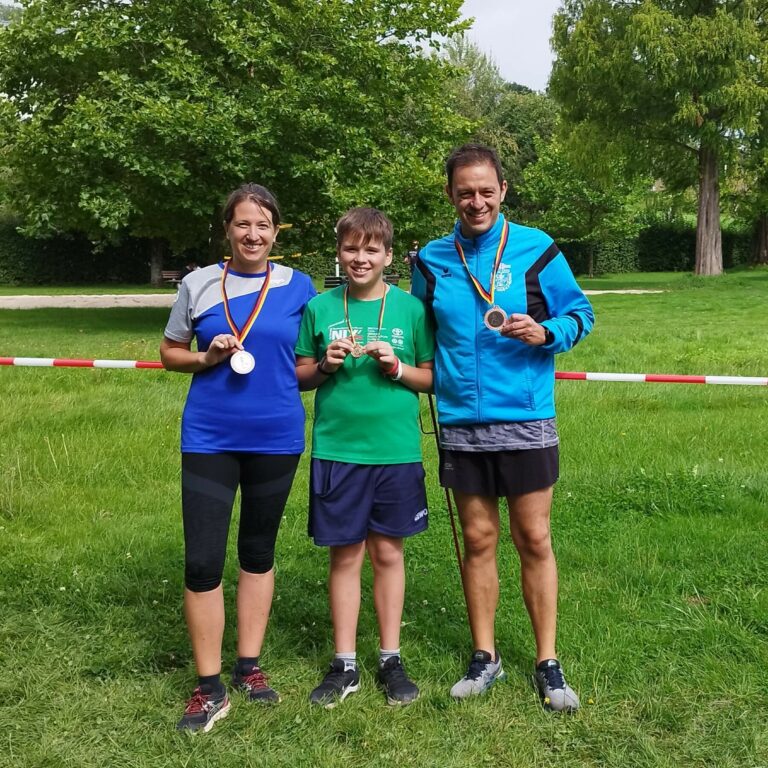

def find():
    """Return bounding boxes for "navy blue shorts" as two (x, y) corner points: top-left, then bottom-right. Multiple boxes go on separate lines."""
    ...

(309, 460), (429, 546)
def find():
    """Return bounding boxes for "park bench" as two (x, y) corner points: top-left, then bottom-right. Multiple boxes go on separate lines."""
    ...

(322, 274), (400, 289)
(161, 269), (183, 287)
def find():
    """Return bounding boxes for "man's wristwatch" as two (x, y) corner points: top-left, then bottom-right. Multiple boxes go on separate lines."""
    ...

(542, 326), (555, 346)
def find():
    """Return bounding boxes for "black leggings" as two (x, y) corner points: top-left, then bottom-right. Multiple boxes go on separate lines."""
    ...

(181, 452), (300, 592)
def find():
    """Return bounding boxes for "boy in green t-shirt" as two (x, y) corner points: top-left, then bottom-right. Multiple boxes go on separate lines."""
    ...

(295, 207), (434, 707)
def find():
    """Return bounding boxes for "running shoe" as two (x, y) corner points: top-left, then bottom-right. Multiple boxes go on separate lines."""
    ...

(309, 659), (360, 708)
(231, 663), (281, 704)
(378, 656), (419, 706)
(176, 686), (230, 733)
(450, 650), (506, 699)
(533, 658), (580, 712)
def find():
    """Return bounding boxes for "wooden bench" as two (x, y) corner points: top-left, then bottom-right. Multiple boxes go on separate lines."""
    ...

(161, 269), (183, 287)
(323, 274), (399, 289)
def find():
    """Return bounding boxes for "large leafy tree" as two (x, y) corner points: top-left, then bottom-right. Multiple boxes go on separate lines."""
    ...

(550, 0), (768, 275)
(442, 35), (557, 213)
(522, 134), (645, 276)
(0, 0), (466, 282)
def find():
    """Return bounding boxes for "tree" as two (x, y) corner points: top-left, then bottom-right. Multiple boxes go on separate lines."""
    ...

(550, 0), (768, 275)
(441, 35), (557, 211)
(0, 0), (467, 282)
(521, 134), (644, 276)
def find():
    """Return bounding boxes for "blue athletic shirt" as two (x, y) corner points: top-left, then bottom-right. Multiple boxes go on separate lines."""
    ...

(163, 261), (317, 454)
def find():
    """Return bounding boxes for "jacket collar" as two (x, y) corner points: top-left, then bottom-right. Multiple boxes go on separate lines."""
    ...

(453, 214), (506, 250)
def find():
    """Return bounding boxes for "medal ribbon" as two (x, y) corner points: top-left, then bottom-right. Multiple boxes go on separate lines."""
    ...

(453, 219), (509, 305)
(220, 260), (271, 343)
(343, 284), (388, 347)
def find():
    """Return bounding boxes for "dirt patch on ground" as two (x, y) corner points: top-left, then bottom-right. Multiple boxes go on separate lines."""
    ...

(0, 294), (178, 309)
(0, 289), (663, 309)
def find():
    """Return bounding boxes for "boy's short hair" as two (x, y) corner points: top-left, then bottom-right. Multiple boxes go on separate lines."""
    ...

(336, 207), (393, 251)
(445, 143), (505, 190)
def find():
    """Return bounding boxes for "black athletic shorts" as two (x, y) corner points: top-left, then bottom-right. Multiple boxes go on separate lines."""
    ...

(439, 446), (559, 497)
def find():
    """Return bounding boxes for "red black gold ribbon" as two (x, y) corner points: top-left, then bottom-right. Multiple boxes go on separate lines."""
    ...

(453, 219), (509, 305)
(220, 261), (271, 342)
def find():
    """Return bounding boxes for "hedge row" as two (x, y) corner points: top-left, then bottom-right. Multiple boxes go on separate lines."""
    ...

(559, 226), (753, 275)
(0, 219), (756, 285)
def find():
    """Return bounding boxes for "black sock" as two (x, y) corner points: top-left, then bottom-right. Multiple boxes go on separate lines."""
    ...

(198, 673), (225, 696)
(236, 656), (260, 673)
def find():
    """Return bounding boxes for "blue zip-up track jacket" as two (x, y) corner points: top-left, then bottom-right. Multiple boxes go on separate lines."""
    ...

(411, 216), (594, 426)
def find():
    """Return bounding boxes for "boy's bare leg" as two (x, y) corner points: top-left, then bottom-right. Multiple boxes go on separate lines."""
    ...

(185, 585), (225, 676)
(366, 532), (405, 650)
(454, 492), (501, 654)
(329, 541), (367, 652)
(236, 568), (274, 658)
(507, 486), (557, 663)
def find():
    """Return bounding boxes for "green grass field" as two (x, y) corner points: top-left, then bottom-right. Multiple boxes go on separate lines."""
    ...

(0, 269), (766, 767)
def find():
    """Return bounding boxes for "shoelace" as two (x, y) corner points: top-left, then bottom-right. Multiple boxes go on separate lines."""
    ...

(381, 659), (407, 682)
(183, 689), (209, 714)
(323, 663), (354, 686)
(241, 668), (270, 690)
(540, 664), (565, 690)
(465, 657), (491, 681)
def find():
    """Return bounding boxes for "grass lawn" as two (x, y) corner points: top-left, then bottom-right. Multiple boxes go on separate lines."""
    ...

(0, 271), (766, 767)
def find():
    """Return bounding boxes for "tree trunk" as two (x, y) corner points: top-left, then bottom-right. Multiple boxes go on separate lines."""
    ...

(694, 145), (723, 276)
(148, 238), (167, 287)
(208, 206), (225, 263)
(753, 213), (768, 265)
(587, 243), (595, 278)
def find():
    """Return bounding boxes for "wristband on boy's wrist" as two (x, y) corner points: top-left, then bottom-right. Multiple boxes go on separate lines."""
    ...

(383, 358), (403, 381)
(317, 356), (336, 375)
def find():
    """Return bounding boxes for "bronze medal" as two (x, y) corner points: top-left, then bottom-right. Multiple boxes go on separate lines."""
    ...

(483, 306), (507, 332)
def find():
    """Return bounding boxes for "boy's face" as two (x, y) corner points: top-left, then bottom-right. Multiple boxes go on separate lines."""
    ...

(338, 235), (392, 292)
(446, 161), (507, 239)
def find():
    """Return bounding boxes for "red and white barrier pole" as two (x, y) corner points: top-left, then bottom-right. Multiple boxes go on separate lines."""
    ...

(1, 357), (767, 385)
(0, 357), (163, 369)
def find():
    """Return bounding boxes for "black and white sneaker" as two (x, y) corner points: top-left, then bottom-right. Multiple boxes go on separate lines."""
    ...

(533, 658), (580, 713)
(378, 656), (419, 705)
(176, 686), (230, 733)
(309, 659), (360, 708)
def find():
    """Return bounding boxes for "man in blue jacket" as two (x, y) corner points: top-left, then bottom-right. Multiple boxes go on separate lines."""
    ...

(411, 144), (594, 712)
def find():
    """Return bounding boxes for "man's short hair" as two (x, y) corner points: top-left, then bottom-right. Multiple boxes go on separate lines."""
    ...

(336, 207), (394, 251)
(445, 144), (505, 189)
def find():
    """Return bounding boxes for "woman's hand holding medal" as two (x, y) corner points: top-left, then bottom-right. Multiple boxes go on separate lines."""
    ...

(204, 334), (245, 367)
(500, 313), (547, 346)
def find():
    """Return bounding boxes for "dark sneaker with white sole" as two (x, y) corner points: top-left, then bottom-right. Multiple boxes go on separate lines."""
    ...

(534, 658), (580, 712)
(176, 686), (230, 733)
(378, 656), (419, 705)
(450, 650), (506, 698)
(309, 658), (360, 708)
(231, 664), (281, 704)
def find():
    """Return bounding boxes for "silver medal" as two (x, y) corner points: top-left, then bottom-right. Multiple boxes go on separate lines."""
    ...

(230, 349), (255, 375)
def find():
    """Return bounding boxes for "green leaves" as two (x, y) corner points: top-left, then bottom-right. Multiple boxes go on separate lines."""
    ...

(0, 0), (467, 262)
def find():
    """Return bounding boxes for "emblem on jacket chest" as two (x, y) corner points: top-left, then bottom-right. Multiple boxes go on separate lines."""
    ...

(494, 264), (512, 293)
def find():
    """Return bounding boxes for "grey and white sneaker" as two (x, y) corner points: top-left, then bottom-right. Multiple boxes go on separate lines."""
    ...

(533, 658), (580, 712)
(450, 650), (506, 699)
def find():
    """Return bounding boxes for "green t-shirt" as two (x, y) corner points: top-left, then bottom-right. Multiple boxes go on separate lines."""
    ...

(295, 285), (434, 464)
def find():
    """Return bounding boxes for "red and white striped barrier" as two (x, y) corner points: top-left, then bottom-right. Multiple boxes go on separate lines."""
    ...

(555, 371), (768, 386)
(0, 357), (163, 369)
(0, 357), (766, 385)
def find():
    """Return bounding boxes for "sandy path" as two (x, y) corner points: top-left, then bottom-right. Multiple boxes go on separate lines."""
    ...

(0, 289), (663, 309)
